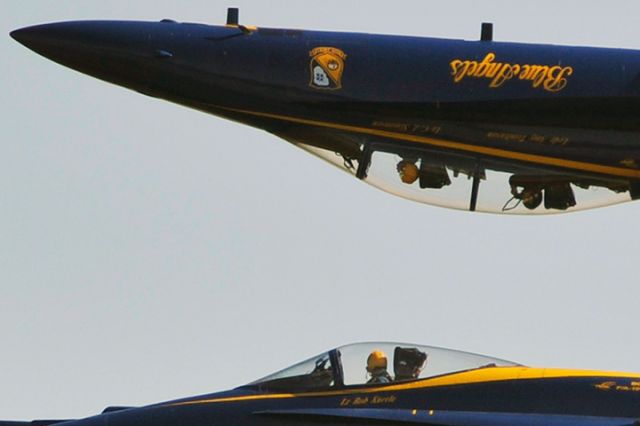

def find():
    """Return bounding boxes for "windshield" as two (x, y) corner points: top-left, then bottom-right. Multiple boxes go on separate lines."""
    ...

(248, 351), (336, 391)
(248, 342), (519, 391)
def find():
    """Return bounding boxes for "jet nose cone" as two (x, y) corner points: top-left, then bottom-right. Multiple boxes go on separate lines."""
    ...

(9, 27), (26, 43)
(10, 25), (44, 48)
(11, 23), (77, 65)
(10, 23), (65, 52)
(10, 21), (157, 91)
(10, 22), (102, 60)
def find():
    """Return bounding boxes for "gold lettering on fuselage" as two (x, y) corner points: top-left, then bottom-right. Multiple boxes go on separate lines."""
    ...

(450, 53), (574, 92)
(594, 381), (640, 392)
(371, 395), (397, 404)
(353, 397), (369, 405)
(372, 121), (442, 136)
(620, 159), (639, 168)
(338, 395), (397, 407)
(486, 131), (570, 146)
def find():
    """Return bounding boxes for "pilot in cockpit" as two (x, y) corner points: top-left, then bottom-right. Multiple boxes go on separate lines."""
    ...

(397, 160), (420, 185)
(366, 350), (393, 384)
(394, 347), (428, 381)
(397, 159), (452, 190)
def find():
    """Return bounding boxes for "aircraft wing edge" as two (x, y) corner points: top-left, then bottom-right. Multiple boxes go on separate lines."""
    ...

(254, 408), (638, 426)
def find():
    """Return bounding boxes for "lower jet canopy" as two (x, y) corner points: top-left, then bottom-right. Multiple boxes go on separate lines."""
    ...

(3, 342), (640, 426)
(10, 11), (640, 214)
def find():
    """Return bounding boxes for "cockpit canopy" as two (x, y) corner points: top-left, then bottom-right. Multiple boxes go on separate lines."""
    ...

(247, 342), (519, 391)
(299, 142), (637, 215)
(275, 124), (639, 215)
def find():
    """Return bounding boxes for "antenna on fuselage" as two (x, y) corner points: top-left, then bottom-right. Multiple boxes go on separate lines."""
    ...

(481, 23), (493, 41)
(225, 7), (253, 34)
(227, 7), (240, 26)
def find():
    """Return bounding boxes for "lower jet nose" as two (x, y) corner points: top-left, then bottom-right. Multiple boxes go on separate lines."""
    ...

(10, 22), (91, 59)
(10, 25), (44, 44)
(10, 27), (34, 44)
(10, 21), (161, 92)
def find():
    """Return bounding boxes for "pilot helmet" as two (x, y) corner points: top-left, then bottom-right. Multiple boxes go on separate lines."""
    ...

(367, 350), (388, 372)
(397, 161), (419, 184)
(522, 188), (543, 210)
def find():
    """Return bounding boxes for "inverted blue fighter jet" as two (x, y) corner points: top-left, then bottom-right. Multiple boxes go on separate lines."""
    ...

(10, 9), (640, 214)
(2, 342), (640, 426)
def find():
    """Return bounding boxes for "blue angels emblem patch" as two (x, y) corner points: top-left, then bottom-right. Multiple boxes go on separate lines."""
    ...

(309, 47), (347, 90)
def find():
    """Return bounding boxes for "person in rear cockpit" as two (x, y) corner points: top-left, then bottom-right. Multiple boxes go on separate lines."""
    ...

(366, 350), (393, 384)
(397, 160), (420, 185)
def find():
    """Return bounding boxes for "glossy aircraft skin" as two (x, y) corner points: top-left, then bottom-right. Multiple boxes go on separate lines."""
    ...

(9, 14), (640, 214)
(2, 342), (640, 426)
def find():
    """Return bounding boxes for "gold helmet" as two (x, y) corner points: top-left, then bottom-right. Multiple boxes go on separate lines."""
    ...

(397, 161), (419, 184)
(367, 350), (388, 371)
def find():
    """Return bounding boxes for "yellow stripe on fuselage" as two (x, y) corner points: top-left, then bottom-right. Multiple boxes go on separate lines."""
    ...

(382, 366), (640, 391)
(214, 106), (640, 179)
(168, 366), (640, 407)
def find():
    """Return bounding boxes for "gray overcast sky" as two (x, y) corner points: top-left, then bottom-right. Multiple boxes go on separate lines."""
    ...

(2, 0), (640, 421)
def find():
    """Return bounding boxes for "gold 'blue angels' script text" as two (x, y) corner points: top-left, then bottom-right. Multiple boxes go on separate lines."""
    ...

(450, 53), (574, 92)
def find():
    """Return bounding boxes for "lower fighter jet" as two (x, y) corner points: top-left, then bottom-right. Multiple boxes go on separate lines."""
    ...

(3, 342), (640, 426)
(10, 9), (640, 214)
